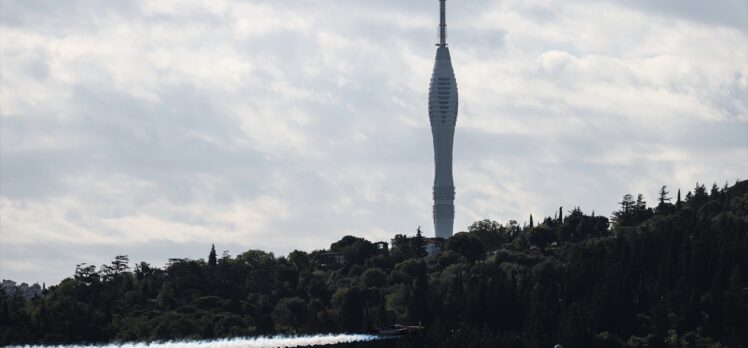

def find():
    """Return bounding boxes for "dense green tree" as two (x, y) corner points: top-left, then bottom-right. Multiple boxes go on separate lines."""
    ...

(331, 236), (378, 267)
(271, 297), (307, 331)
(612, 194), (635, 227)
(467, 219), (511, 251)
(74, 263), (100, 286)
(528, 225), (555, 251)
(361, 268), (388, 288)
(445, 233), (485, 262)
(689, 182), (708, 209)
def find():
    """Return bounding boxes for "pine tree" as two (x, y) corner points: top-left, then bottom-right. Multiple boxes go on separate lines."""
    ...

(690, 182), (708, 208)
(529, 214), (534, 228)
(208, 244), (217, 267)
(612, 194), (635, 226)
(559, 207), (563, 223)
(658, 186), (670, 206)
(634, 194), (650, 223)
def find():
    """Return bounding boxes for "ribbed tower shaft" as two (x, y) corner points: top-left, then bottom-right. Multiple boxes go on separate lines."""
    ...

(429, 0), (457, 239)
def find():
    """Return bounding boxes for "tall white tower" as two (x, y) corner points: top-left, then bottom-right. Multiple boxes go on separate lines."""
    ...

(429, 0), (458, 239)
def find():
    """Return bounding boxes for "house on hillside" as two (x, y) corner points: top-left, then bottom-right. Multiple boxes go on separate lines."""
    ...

(424, 238), (444, 256)
(375, 241), (389, 254)
(315, 252), (345, 269)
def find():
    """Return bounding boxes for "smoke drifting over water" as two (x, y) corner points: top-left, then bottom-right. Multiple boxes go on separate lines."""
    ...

(10, 334), (384, 348)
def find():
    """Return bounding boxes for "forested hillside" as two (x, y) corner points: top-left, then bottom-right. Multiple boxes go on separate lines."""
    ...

(2, 181), (746, 347)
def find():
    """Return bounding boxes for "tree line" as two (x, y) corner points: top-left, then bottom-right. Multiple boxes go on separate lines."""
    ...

(1, 181), (746, 347)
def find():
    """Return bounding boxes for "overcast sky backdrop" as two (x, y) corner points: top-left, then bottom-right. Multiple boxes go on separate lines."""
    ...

(1, 0), (746, 285)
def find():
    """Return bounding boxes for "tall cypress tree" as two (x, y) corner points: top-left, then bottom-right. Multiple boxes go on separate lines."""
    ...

(412, 227), (427, 258)
(208, 244), (217, 267)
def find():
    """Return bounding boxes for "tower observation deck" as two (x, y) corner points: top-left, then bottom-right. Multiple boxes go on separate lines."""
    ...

(428, 0), (458, 238)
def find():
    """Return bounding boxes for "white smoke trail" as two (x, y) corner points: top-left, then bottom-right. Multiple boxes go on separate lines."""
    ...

(11, 333), (384, 348)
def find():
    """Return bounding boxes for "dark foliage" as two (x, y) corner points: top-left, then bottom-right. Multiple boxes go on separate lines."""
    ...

(2, 181), (747, 347)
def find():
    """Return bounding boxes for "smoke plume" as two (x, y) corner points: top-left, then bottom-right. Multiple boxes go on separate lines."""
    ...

(11, 333), (383, 348)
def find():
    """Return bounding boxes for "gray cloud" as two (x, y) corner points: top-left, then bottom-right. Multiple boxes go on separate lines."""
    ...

(1, 0), (746, 285)
(610, 0), (748, 29)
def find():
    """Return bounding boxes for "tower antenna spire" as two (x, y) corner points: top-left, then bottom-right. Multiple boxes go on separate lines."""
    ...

(438, 0), (447, 47)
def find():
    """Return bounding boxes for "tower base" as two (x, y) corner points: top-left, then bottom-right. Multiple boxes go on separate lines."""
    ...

(433, 185), (455, 238)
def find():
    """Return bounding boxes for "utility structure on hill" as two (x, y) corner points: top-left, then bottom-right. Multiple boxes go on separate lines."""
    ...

(429, 0), (458, 238)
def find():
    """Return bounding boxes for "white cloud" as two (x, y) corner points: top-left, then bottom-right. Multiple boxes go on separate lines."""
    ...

(1, 0), (745, 284)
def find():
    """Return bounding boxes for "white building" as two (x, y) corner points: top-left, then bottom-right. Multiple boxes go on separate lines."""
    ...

(1, 279), (43, 299)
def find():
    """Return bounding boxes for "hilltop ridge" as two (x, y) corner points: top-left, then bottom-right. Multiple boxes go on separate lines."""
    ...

(2, 180), (747, 347)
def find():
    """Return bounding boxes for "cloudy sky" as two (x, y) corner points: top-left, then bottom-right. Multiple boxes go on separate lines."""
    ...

(1, 0), (746, 285)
